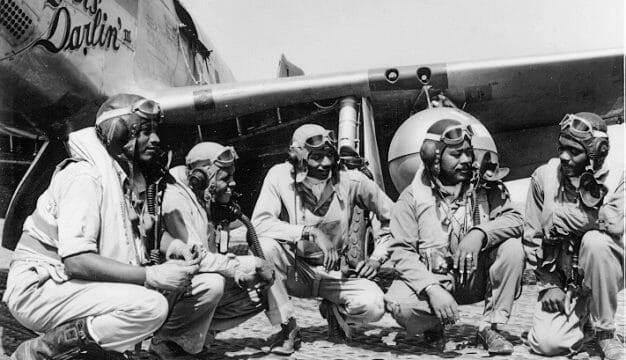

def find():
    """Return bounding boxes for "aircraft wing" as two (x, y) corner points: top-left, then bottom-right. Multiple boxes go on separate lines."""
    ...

(152, 48), (622, 127)
(152, 47), (623, 178)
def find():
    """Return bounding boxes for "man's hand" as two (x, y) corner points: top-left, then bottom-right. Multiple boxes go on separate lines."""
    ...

(541, 288), (566, 313)
(310, 228), (339, 272)
(355, 258), (381, 279)
(145, 261), (199, 291)
(453, 229), (484, 281)
(426, 284), (460, 325)
(236, 256), (275, 289)
(165, 239), (202, 262)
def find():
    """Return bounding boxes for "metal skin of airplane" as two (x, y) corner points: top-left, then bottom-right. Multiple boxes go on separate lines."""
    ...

(0, 0), (624, 254)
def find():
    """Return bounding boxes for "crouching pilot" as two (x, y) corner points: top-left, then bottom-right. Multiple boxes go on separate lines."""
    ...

(150, 141), (275, 358)
(385, 116), (525, 355)
(252, 124), (393, 354)
(3, 94), (199, 359)
(524, 112), (624, 360)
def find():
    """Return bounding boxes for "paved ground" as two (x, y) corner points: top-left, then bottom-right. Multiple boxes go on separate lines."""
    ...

(0, 247), (624, 359)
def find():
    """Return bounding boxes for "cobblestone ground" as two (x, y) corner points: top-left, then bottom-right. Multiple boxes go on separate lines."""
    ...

(201, 286), (625, 360)
(2, 271), (622, 360)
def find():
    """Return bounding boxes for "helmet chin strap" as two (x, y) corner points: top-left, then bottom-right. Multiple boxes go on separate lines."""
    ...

(110, 137), (136, 181)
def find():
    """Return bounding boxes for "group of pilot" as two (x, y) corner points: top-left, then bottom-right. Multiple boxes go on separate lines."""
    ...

(1, 93), (623, 360)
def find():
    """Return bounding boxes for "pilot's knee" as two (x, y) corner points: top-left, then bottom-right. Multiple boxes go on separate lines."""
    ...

(580, 230), (612, 258)
(497, 238), (526, 264)
(191, 273), (226, 306)
(384, 296), (439, 336)
(259, 237), (283, 260)
(134, 289), (169, 332)
(527, 326), (571, 356)
(346, 294), (385, 323)
(384, 298), (411, 324)
(362, 293), (386, 322)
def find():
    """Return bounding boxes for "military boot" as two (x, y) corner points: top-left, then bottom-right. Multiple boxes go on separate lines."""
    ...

(11, 318), (103, 360)
(267, 317), (301, 355)
(422, 324), (446, 350)
(596, 330), (626, 360)
(476, 327), (514, 355)
(319, 299), (350, 342)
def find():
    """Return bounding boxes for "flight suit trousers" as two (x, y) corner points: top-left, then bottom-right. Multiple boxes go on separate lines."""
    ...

(153, 273), (266, 354)
(3, 259), (169, 353)
(527, 230), (625, 356)
(259, 237), (385, 326)
(385, 237), (525, 336)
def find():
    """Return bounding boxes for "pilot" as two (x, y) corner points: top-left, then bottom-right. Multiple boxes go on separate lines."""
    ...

(251, 124), (393, 355)
(2, 94), (199, 359)
(524, 113), (624, 360)
(384, 117), (525, 355)
(150, 142), (274, 358)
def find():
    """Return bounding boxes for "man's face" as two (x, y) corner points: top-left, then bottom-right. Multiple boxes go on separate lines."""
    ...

(213, 166), (236, 204)
(558, 138), (588, 177)
(306, 145), (336, 180)
(439, 140), (474, 186)
(133, 121), (161, 163)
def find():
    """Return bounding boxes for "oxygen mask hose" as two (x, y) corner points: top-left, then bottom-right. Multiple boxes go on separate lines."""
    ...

(212, 198), (265, 260)
(229, 204), (265, 260)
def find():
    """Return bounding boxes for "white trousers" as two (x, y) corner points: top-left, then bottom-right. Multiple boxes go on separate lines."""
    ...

(260, 237), (385, 326)
(3, 259), (168, 353)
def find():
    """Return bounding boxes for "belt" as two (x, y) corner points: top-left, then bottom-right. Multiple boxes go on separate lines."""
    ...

(17, 233), (62, 261)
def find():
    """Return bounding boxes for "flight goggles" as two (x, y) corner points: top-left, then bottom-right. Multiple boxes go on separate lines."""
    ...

(95, 99), (164, 125)
(559, 114), (607, 140)
(303, 130), (337, 149)
(424, 124), (474, 146)
(213, 146), (239, 168)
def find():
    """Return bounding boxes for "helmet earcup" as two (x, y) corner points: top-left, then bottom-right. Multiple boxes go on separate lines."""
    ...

(189, 167), (209, 192)
(96, 117), (130, 156)
(591, 137), (610, 169)
(594, 138), (610, 160)
(287, 147), (308, 173)
(287, 148), (301, 165)
(420, 140), (443, 176)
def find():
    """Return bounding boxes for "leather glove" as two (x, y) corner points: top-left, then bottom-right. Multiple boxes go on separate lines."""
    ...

(235, 256), (275, 289)
(145, 260), (199, 291)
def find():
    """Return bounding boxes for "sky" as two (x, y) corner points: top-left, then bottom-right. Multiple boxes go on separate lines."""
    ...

(183, 0), (623, 82)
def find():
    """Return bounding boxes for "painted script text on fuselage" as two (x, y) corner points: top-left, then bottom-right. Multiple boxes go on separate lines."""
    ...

(35, 0), (131, 55)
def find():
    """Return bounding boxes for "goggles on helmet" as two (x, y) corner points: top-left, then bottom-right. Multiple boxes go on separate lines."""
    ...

(424, 124), (474, 146)
(302, 130), (337, 150)
(96, 99), (164, 125)
(213, 146), (239, 168)
(559, 114), (608, 140)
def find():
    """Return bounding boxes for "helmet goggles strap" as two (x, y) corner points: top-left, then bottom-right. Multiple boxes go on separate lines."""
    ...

(559, 114), (608, 140)
(96, 99), (164, 126)
(303, 130), (337, 151)
(424, 124), (474, 146)
(212, 146), (239, 168)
